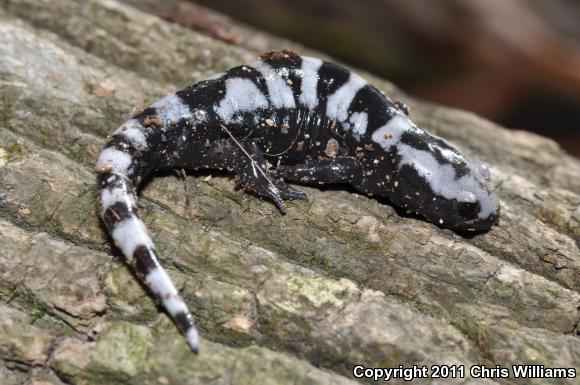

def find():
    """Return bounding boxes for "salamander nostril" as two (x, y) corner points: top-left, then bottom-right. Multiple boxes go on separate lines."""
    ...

(478, 164), (491, 181)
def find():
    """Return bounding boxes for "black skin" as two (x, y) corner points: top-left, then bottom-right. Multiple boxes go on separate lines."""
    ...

(130, 58), (390, 212)
(120, 53), (496, 231)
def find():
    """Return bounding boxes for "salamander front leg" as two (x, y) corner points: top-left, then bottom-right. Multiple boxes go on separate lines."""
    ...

(277, 157), (362, 185)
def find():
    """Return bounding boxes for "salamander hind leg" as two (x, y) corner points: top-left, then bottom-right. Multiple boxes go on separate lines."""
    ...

(271, 175), (309, 202)
(206, 138), (306, 213)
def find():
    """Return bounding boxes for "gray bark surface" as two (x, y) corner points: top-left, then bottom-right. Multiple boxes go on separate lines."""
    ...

(0, 1), (578, 384)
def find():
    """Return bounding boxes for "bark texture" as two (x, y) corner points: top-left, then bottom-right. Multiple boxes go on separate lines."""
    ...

(0, 1), (578, 384)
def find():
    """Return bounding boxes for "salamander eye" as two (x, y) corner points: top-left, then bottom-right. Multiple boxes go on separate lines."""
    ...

(394, 100), (410, 116)
(458, 201), (480, 218)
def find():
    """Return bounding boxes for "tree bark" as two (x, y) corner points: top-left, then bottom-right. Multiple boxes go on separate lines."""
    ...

(0, 1), (578, 384)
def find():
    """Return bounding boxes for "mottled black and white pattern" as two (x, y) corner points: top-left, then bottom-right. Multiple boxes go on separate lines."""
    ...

(96, 50), (499, 353)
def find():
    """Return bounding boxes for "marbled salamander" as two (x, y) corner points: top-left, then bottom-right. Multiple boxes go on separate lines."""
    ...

(96, 50), (499, 353)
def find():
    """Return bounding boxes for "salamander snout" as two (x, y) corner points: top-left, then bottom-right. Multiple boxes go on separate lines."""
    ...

(440, 159), (500, 231)
(449, 196), (499, 231)
(411, 180), (499, 231)
(378, 126), (500, 231)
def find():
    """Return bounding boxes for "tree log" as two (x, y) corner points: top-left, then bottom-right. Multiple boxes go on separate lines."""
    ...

(0, 1), (578, 384)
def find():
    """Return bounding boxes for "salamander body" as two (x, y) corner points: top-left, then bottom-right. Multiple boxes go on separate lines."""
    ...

(95, 51), (499, 353)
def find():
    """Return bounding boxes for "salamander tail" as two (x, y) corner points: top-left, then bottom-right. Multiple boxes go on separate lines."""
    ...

(96, 156), (200, 353)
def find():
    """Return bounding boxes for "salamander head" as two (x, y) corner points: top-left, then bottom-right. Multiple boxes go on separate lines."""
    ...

(370, 109), (499, 231)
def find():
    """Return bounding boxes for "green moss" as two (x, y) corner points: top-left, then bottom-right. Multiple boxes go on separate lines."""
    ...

(61, 141), (85, 163)
(89, 322), (153, 379)
(0, 90), (12, 127)
(207, 326), (254, 348)
(102, 265), (158, 322)
(0, 140), (26, 168)
(295, 250), (333, 271)
(4, 142), (24, 158)
(4, 283), (51, 322)
(406, 298), (444, 320)
(448, 310), (487, 350)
